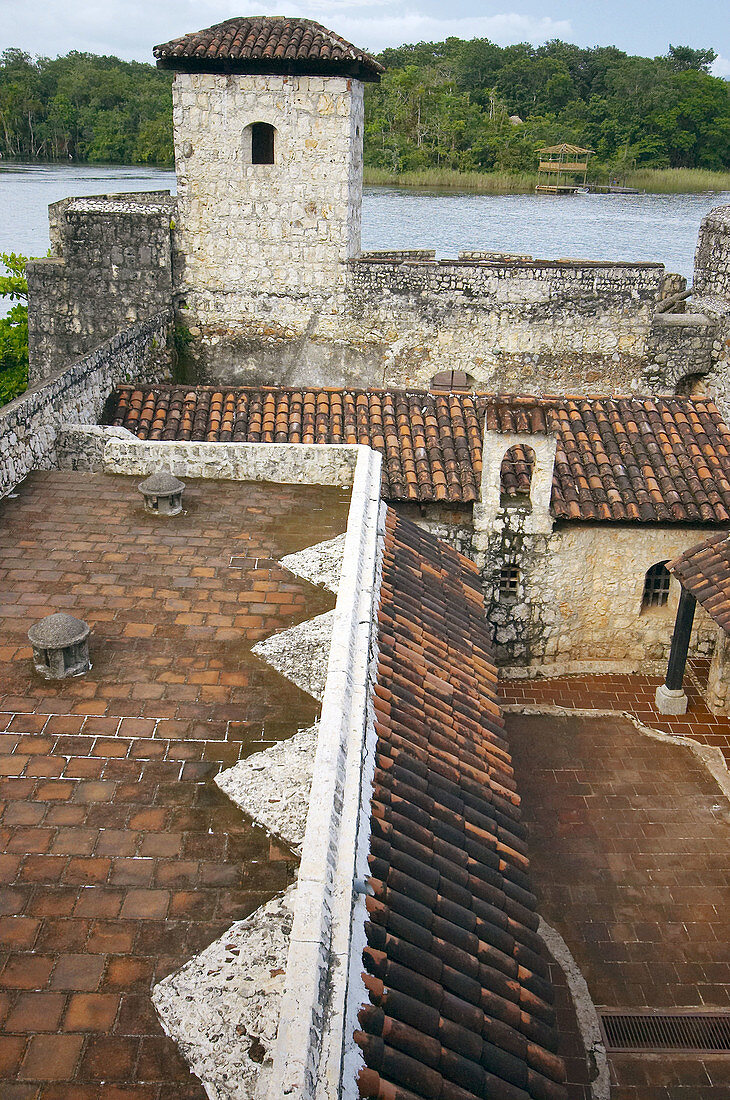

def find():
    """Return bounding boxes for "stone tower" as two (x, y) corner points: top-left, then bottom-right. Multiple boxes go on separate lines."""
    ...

(154, 16), (382, 380)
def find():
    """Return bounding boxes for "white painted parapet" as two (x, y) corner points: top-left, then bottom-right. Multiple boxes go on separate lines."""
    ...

(267, 446), (383, 1100)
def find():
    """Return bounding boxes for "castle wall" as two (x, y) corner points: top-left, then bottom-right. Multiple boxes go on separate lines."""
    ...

(27, 193), (174, 383)
(472, 517), (717, 674)
(186, 254), (667, 389)
(172, 71), (364, 341)
(706, 627), (730, 715)
(0, 312), (171, 499)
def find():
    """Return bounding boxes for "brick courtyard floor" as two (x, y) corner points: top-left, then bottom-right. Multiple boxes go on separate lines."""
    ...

(506, 711), (730, 1099)
(500, 658), (730, 765)
(0, 471), (350, 1099)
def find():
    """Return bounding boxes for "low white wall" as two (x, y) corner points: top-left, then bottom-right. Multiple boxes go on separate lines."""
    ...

(57, 425), (361, 487)
(267, 446), (383, 1100)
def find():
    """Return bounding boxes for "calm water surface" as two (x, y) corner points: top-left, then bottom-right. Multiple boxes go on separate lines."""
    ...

(2, 159), (729, 283)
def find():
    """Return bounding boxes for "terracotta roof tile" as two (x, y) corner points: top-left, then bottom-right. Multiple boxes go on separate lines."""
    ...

(154, 16), (383, 79)
(109, 387), (730, 523)
(668, 531), (730, 634)
(356, 510), (567, 1100)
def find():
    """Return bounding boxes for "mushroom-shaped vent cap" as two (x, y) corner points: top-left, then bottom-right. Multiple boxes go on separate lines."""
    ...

(138, 470), (186, 497)
(28, 613), (90, 649)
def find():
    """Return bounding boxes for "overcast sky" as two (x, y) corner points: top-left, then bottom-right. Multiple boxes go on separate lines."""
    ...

(2, 0), (729, 76)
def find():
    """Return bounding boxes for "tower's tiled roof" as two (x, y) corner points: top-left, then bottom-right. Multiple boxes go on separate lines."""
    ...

(668, 531), (730, 634)
(154, 16), (383, 80)
(109, 386), (730, 524)
(356, 509), (567, 1100)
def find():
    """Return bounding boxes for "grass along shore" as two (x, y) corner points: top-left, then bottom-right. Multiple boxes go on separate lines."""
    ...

(364, 165), (730, 195)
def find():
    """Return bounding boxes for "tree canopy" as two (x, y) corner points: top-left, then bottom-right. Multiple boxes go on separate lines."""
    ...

(0, 48), (173, 163)
(0, 39), (726, 175)
(365, 39), (730, 175)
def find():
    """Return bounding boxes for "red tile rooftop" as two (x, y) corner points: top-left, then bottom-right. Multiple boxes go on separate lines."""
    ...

(0, 471), (349, 1097)
(358, 511), (568, 1100)
(669, 532), (730, 636)
(153, 15), (384, 78)
(109, 386), (730, 523)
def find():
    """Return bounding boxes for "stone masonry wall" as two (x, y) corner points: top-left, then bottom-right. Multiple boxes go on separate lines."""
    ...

(644, 313), (717, 392)
(706, 627), (730, 715)
(0, 311), (171, 499)
(340, 257), (666, 391)
(688, 204), (730, 416)
(187, 252), (667, 389)
(172, 71), (364, 379)
(27, 193), (174, 383)
(472, 518), (717, 674)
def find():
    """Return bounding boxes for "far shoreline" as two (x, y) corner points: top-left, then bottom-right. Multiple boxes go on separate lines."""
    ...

(364, 166), (730, 196)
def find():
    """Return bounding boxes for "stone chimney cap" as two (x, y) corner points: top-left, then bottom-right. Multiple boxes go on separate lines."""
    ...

(28, 613), (90, 649)
(138, 470), (186, 497)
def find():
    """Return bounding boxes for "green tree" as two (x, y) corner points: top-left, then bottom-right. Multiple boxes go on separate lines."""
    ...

(0, 253), (29, 406)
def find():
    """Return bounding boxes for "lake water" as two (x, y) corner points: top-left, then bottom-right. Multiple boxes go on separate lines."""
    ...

(2, 159), (729, 297)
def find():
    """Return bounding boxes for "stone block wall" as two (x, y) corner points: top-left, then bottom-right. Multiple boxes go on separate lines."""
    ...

(471, 518), (717, 673)
(644, 313), (717, 391)
(172, 70), (364, 377)
(338, 257), (666, 391)
(27, 193), (175, 383)
(0, 311), (171, 498)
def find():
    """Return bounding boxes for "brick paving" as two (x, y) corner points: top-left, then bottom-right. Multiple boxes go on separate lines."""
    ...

(0, 471), (349, 1099)
(506, 712), (730, 1098)
(500, 658), (730, 765)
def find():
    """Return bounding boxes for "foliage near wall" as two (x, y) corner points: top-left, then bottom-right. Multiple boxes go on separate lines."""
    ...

(0, 253), (29, 406)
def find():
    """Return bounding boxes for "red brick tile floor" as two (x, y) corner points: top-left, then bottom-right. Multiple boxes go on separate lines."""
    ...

(500, 657), (730, 766)
(0, 472), (350, 1099)
(505, 706), (730, 1099)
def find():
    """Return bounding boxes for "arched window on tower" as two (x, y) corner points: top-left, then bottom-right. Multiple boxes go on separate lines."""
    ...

(243, 122), (276, 165)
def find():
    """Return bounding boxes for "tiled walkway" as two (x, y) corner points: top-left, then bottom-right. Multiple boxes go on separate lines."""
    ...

(500, 658), (730, 764)
(0, 472), (349, 1099)
(506, 712), (730, 1098)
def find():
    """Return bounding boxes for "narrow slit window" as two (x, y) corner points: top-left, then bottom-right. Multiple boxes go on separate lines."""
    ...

(498, 565), (520, 601)
(642, 561), (671, 609)
(251, 122), (275, 164)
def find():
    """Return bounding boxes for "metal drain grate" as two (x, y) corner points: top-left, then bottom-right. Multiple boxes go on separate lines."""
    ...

(599, 1010), (730, 1053)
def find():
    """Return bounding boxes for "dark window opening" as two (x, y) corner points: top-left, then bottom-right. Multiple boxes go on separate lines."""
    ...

(642, 561), (671, 610)
(498, 565), (520, 601)
(676, 372), (708, 397)
(251, 122), (275, 164)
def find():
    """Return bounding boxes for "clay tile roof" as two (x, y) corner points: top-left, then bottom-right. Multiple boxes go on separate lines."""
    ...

(153, 16), (383, 80)
(668, 531), (730, 634)
(109, 386), (730, 523)
(356, 509), (567, 1100)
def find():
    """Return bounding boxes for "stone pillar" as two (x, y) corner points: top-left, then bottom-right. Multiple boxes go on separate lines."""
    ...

(706, 626), (730, 715)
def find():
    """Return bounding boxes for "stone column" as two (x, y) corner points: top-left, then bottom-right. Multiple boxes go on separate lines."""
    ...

(655, 587), (697, 714)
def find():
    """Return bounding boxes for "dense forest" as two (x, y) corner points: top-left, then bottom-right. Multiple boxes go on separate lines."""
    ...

(0, 39), (728, 174)
(0, 49), (173, 163)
